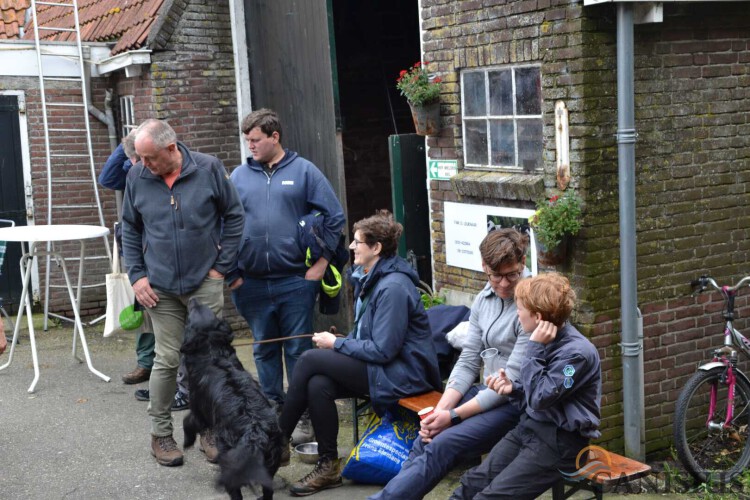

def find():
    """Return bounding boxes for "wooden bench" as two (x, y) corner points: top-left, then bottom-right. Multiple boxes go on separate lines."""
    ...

(398, 390), (443, 413)
(351, 390), (443, 444)
(551, 448), (651, 500)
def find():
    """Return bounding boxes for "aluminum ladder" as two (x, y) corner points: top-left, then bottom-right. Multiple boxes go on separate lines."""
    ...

(29, 0), (111, 329)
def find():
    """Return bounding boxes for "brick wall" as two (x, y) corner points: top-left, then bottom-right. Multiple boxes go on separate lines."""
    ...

(421, 0), (750, 454)
(0, 75), (115, 317)
(1, 0), (245, 330)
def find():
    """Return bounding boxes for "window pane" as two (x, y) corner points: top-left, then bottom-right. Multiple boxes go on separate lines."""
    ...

(465, 119), (488, 165)
(490, 119), (514, 166)
(463, 72), (486, 117)
(517, 119), (543, 172)
(515, 67), (541, 115)
(488, 70), (513, 116)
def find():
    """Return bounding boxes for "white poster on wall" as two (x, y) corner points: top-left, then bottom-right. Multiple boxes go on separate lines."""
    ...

(444, 202), (538, 275)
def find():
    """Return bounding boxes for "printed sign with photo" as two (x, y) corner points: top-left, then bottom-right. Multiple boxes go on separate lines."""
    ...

(444, 202), (537, 275)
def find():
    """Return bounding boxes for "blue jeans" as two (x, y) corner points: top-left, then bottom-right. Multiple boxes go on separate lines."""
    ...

(232, 275), (318, 405)
(135, 331), (155, 369)
(370, 386), (522, 500)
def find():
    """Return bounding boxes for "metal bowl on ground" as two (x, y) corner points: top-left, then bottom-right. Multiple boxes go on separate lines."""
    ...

(294, 442), (319, 464)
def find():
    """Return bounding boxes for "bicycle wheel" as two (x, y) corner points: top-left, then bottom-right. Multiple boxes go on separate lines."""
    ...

(674, 366), (750, 483)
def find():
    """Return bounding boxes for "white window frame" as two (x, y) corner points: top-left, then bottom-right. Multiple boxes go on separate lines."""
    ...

(119, 95), (135, 138)
(461, 64), (543, 172)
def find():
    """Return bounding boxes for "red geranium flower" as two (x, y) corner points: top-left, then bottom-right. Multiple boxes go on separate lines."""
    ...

(395, 61), (442, 107)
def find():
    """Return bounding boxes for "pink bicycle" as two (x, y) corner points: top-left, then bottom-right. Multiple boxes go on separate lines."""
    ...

(673, 275), (750, 484)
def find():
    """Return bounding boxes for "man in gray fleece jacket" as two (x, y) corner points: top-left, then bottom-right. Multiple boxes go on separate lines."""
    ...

(122, 119), (244, 467)
(371, 228), (530, 499)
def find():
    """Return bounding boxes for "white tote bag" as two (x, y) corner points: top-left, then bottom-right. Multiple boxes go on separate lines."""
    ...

(103, 233), (143, 337)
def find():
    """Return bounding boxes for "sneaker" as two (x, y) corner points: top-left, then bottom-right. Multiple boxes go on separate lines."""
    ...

(150, 434), (184, 466)
(122, 366), (151, 385)
(172, 390), (189, 411)
(134, 389), (188, 411)
(291, 410), (315, 446)
(199, 429), (219, 463)
(289, 457), (342, 496)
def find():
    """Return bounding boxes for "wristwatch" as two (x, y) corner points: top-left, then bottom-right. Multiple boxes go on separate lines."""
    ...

(449, 409), (462, 426)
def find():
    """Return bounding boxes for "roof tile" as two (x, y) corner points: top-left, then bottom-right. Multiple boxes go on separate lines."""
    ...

(18, 0), (164, 54)
(0, 0), (29, 40)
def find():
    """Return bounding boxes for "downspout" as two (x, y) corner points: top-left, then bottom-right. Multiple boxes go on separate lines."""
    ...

(616, 3), (644, 461)
(228, 0), (253, 161)
(83, 49), (121, 217)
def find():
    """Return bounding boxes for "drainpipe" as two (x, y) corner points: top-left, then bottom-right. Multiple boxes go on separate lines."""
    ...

(616, 3), (644, 461)
(99, 90), (122, 219)
(83, 50), (121, 217)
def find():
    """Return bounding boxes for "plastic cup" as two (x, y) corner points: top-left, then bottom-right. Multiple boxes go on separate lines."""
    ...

(480, 347), (500, 379)
(418, 406), (435, 420)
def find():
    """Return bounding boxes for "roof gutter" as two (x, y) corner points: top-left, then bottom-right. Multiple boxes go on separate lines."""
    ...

(96, 49), (151, 77)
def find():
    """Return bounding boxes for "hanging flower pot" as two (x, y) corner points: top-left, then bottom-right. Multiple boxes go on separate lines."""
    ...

(396, 61), (442, 136)
(534, 233), (569, 266)
(528, 191), (582, 266)
(409, 101), (441, 136)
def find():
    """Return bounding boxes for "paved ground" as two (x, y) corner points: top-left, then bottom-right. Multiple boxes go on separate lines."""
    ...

(1, 315), (688, 499)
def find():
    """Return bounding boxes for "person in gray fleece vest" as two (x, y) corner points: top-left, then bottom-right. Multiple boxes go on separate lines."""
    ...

(371, 228), (531, 500)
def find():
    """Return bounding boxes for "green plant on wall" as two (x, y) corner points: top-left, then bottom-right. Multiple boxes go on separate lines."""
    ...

(528, 190), (583, 248)
(421, 292), (445, 310)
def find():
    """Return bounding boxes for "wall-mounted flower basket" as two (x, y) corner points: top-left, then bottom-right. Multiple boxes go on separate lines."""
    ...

(409, 101), (440, 136)
(535, 233), (569, 267)
(529, 191), (582, 266)
(397, 61), (442, 136)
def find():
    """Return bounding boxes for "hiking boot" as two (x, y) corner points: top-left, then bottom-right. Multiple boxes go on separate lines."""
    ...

(134, 389), (149, 401)
(289, 457), (342, 496)
(280, 437), (291, 467)
(150, 435), (184, 467)
(199, 429), (219, 463)
(171, 390), (189, 411)
(122, 366), (151, 385)
(291, 410), (315, 446)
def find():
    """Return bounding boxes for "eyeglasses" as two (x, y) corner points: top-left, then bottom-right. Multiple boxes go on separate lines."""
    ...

(484, 266), (522, 283)
(351, 238), (368, 246)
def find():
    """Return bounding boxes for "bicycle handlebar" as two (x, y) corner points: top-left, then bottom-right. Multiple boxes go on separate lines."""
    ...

(691, 275), (750, 295)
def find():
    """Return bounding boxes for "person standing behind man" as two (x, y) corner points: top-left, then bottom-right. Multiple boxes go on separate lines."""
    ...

(100, 132), (153, 383)
(230, 108), (345, 444)
(121, 119), (244, 467)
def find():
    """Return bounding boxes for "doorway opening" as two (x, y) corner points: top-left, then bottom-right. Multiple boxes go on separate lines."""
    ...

(331, 0), (420, 227)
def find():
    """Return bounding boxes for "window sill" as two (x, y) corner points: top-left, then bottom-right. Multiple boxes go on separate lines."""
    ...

(451, 171), (545, 202)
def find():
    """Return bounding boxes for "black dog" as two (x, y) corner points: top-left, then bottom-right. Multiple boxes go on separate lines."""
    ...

(181, 298), (284, 500)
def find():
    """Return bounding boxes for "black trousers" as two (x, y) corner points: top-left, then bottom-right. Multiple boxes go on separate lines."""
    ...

(278, 348), (369, 459)
(450, 415), (589, 500)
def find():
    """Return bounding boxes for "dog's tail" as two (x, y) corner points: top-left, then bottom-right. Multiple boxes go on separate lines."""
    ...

(218, 439), (273, 493)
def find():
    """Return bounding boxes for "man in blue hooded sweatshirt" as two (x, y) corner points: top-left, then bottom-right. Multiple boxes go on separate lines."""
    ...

(230, 108), (345, 444)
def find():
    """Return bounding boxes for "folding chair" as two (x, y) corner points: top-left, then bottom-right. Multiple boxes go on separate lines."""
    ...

(0, 219), (16, 341)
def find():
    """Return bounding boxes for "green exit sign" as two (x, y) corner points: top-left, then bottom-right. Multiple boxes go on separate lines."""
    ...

(428, 159), (457, 180)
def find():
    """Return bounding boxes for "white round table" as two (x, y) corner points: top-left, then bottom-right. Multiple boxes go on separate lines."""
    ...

(0, 224), (111, 392)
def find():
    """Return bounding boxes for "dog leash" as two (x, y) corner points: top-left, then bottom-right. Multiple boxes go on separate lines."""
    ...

(233, 326), (346, 346)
